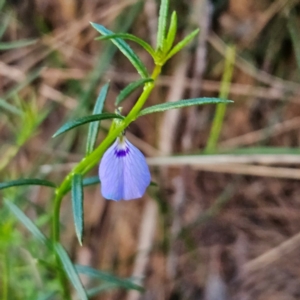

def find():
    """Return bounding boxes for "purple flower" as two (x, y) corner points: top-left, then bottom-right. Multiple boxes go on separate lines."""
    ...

(99, 136), (151, 201)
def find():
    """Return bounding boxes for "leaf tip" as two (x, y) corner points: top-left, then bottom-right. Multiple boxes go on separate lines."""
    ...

(52, 131), (59, 138)
(90, 22), (101, 32)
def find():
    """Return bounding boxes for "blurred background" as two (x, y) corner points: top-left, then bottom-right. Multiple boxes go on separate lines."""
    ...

(1, 0), (300, 299)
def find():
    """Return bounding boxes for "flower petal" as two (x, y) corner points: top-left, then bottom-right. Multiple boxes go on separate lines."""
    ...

(99, 140), (124, 201)
(123, 140), (151, 200)
(99, 138), (151, 201)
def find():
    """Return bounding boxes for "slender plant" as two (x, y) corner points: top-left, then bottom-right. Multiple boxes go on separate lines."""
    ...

(0, 0), (232, 298)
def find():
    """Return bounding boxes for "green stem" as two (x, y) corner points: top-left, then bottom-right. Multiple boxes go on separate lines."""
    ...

(57, 266), (71, 300)
(205, 45), (236, 153)
(52, 64), (162, 243)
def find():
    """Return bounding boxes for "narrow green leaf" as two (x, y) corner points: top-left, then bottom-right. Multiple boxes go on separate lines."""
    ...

(54, 243), (88, 300)
(116, 78), (154, 106)
(87, 283), (119, 297)
(0, 12), (11, 39)
(0, 97), (23, 115)
(72, 174), (84, 246)
(76, 265), (144, 292)
(163, 11), (177, 53)
(164, 28), (199, 62)
(0, 179), (56, 190)
(53, 113), (123, 138)
(83, 176), (100, 187)
(96, 33), (155, 58)
(0, 39), (37, 50)
(86, 83), (110, 155)
(49, 176), (100, 197)
(90, 22), (149, 78)
(0, 68), (43, 116)
(157, 0), (169, 49)
(138, 98), (233, 117)
(4, 199), (49, 246)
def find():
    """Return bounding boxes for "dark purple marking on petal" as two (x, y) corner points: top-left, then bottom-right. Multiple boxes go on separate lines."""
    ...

(114, 146), (130, 157)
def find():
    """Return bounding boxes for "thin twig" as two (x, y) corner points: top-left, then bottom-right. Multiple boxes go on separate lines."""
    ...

(220, 116), (300, 149)
(243, 230), (300, 274)
(192, 164), (300, 180)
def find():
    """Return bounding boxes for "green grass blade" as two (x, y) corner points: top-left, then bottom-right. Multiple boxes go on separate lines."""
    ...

(90, 22), (149, 78)
(164, 28), (199, 62)
(4, 199), (49, 246)
(0, 97), (23, 115)
(0, 39), (37, 50)
(0, 179), (56, 190)
(76, 265), (144, 292)
(287, 9), (300, 73)
(205, 45), (236, 153)
(138, 98), (233, 117)
(0, 68), (43, 116)
(86, 83), (110, 155)
(87, 283), (119, 297)
(54, 243), (88, 300)
(0, 12), (11, 39)
(157, 0), (169, 50)
(2, 68), (42, 101)
(52, 113), (123, 138)
(116, 78), (154, 106)
(71, 174), (84, 246)
(96, 33), (155, 58)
